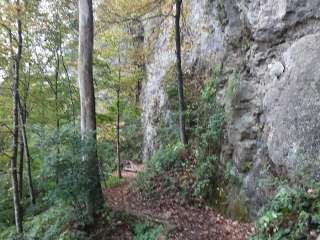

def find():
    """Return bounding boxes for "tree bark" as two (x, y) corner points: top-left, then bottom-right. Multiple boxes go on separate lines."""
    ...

(117, 51), (122, 179)
(18, 131), (24, 199)
(116, 87), (121, 179)
(78, 0), (104, 219)
(54, 51), (60, 184)
(11, 0), (23, 234)
(136, 78), (141, 105)
(18, 99), (36, 205)
(18, 62), (31, 201)
(175, 0), (187, 145)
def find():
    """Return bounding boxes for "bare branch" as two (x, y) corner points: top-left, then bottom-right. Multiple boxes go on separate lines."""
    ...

(0, 122), (14, 135)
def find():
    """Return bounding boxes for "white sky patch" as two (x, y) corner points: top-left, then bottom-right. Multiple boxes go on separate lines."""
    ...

(0, 70), (4, 85)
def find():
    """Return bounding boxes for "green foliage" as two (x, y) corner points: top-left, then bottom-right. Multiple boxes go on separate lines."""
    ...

(35, 125), (106, 223)
(136, 143), (183, 193)
(192, 155), (219, 198)
(162, 65), (179, 112)
(252, 181), (320, 240)
(105, 175), (125, 188)
(1, 0), (144, 237)
(138, 64), (227, 204)
(133, 222), (163, 240)
(0, 166), (13, 232)
(0, 205), (86, 240)
(148, 143), (184, 173)
(121, 109), (143, 163)
(190, 66), (225, 200)
(97, 140), (117, 176)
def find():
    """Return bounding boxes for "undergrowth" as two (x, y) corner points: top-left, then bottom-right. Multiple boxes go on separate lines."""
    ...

(105, 175), (125, 188)
(251, 179), (320, 240)
(135, 65), (229, 207)
(133, 222), (163, 240)
(0, 205), (86, 240)
(135, 142), (184, 194)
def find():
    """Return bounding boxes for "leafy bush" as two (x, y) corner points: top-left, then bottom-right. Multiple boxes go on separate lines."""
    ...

(0, 170), (13, 232)
(0, 205), (86, 240)
(40, 127), (86, 219)
(35, 125), (106, 224)
(147, 143), (184, 173)
(105, 175), (125, 188)
(251, 180), (320, 239)
(122, 111), (143, 163)
(192, 155), (219, 198)
(133, 222), (163, 240)
(135, 143), (184, 193)
(97, 140), (116, 181)
(190, 66), (225, 200)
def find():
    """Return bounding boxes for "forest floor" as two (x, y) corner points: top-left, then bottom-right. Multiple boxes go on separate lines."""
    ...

(102, 162), (254, 240)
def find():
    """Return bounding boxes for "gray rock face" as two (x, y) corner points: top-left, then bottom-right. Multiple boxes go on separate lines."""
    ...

(245, 0), (320, 41)
(142, 0), (224, 160)
(265, 34), (320, 172)
(141, 16), (174, 160)
(141, 0), (320, 214)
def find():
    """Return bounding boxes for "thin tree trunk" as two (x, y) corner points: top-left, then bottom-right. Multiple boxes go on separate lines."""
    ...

(18, 45), (30, 202)
(11, 0), (23, 234)
(116, 87), (121, 179)
(136, 78), (141, 105)
(175, 0), (187, 145)
(18, 131), (24, 199)
(117, 50), (121, 179)
(54, 51), (60, 184)
(78, 0), (104, 219)
(60, 52), (76, 128)
(18, 99), (36, 205)
(57, 25), (76, 127)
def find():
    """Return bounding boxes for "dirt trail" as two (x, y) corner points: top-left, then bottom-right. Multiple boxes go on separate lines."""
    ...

(103, 162), (254, 240)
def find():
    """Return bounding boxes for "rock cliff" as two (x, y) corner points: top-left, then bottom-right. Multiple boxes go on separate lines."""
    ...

(141, 0), (320, 214)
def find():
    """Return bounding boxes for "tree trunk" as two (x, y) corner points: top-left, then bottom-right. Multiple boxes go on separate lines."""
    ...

(18, 131), (24, 199)
(78, 0), (104, 219)
(55, 52), (60, 184)
(136, 79), (140, 105)
(18, 99), (36, 205)
(117, 50), (122, 179)
(11, 0), (23, 234)
(116, 87), (121, 179)
(175, 0), (187, 145)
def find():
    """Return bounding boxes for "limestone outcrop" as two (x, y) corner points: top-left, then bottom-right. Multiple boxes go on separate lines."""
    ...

(141, 0), (320, 214)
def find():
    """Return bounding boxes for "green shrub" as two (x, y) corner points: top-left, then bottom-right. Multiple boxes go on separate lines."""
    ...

(148, 143), (184, 173)
(251, 180), (320, 240)
(0, 165), (13, 232)
(190, 66), (225, 200)
(0, 205), (85, 240)
(133, 222), (163, 240)
(121, 106), (143, 163)
(105, 175), (125, 188)
(41, 128), (87, 220)
(36, 125), (107, 224)
(192, 155), (219, 199)
(135, 143), (183, 193)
